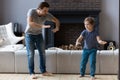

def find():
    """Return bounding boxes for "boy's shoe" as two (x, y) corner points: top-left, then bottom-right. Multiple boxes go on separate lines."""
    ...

(30, 74), (37, 79)
(90, 76), (95, 80)
(42, 71), (53, 76)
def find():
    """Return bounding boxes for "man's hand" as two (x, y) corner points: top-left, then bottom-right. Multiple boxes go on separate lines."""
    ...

(51, 17), (60, 33)
(52, 28), (59, 33)
(42, 25), (51, 28)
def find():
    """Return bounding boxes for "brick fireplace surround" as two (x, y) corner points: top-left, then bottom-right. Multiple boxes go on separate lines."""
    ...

(45, 0), (101, 11)
(44, 0), (101, 49)
(44, 11), (100, 49)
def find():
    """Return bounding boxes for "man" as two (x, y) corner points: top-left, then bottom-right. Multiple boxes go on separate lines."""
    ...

(25, 2), (60, 79)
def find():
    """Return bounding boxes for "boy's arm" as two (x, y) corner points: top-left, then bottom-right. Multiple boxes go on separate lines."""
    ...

(96, 36), (107, 45)
(75, 35), (83, 46)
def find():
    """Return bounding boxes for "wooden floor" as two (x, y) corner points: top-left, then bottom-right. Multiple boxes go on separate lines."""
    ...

(0, 74), (117, 80)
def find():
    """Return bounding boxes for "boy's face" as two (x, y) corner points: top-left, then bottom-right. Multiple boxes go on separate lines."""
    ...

(84, 21), (94, 31)
(38, 7), (49, 16)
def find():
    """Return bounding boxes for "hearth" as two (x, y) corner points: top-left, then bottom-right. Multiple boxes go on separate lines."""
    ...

(44, 10), (100, 49)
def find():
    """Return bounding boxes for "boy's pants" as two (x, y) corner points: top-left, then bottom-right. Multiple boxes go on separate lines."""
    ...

(80, 49), (97, 77)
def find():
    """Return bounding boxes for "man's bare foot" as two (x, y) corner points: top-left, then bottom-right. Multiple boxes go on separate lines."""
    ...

(90, 76), (95, 80)
(30, 74), (37, 79)
(79, 75), (84, 78)
(42, 72), (53, 76)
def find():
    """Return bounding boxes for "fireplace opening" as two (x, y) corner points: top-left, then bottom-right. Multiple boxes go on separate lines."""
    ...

(54, 23), (85, 47)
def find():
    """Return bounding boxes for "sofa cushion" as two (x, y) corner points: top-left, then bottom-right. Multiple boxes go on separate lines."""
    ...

(71, 50), (82, 73)
(99, 50), (115, 74)
(15, 50), (40, 73)
(45, 50), (57, 73)
(15, 49), (57, 73)
(57, 50), (71, 73)
(15, 50), (28, 73)
(0, 44), (24, 51)
(113, 49), (119, 74)
(0, 51), (15, 72)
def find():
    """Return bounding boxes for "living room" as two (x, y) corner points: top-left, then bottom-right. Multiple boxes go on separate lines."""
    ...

(0, 0), (119, 80)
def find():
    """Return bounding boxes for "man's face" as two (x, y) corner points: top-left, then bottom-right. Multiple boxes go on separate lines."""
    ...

(38, 7), (49, 16)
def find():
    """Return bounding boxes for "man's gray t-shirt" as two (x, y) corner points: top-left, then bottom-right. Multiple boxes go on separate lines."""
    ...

(81, 29), (99, 49)
(25, 8), (54, 35)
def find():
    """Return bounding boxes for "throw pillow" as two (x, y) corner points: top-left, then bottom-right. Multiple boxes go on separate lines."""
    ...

(0, 39), (4, 46)
(0, 25), (11, 46)
(5, 22), (24, 45)
(0, 22), (24, 46)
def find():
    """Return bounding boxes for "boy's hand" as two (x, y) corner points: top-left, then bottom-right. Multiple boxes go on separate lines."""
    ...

(98, 40), (107, 45)
(75, 42), (81, 47)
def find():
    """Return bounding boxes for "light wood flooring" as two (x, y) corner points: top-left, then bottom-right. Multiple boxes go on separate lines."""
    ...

(0, 74), (117, 80)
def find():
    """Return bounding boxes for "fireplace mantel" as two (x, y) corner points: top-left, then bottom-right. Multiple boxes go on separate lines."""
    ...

(49, 10), (101, 23)
(50, 10), (101, 15)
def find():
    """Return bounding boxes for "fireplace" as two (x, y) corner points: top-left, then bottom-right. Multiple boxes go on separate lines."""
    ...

(44, 10), (100, 49)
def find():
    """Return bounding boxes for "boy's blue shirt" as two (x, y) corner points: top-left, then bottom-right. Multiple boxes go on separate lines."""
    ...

(81, 29), (99, 49)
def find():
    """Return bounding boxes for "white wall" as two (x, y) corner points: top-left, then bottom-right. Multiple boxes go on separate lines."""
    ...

(0, 0), (4, 24)
(2, 0), (44, 31)
(99, 0), (119, 47)
(0, 0), (119, 47)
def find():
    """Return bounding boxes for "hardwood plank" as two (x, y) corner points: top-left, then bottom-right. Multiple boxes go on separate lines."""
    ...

(0, 74), (117, 80)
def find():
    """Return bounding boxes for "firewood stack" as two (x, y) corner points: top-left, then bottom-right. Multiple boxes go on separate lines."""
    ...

(59, 44), (82, 50)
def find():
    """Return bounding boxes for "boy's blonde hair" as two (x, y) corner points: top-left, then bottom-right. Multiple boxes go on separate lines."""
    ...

(84, 17), (95, 25)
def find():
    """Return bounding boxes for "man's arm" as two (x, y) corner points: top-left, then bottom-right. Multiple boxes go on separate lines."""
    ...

(51, 17), (60, 33)
(27, 16), (50, 28)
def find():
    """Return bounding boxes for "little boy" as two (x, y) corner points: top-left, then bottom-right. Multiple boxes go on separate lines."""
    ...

(75, 17), (107, 80)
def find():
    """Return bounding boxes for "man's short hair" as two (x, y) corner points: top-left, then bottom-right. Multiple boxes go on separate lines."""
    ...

(37, 2), (50, 9)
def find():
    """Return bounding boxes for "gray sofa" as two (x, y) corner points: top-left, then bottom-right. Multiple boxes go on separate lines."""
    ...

(0, 22), (118, 74)
(0, 46), (118, 74)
